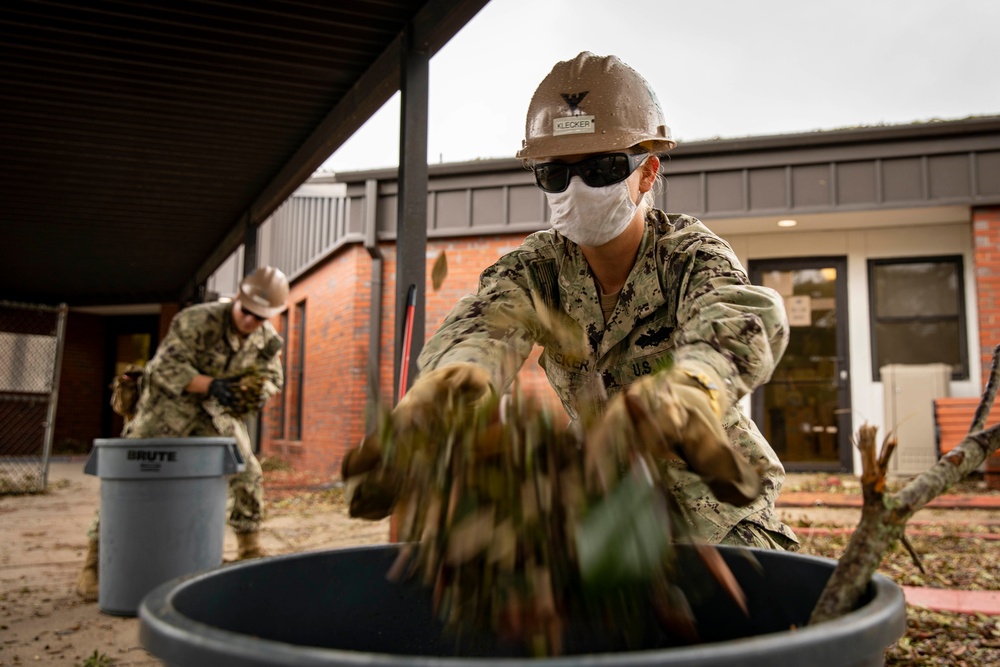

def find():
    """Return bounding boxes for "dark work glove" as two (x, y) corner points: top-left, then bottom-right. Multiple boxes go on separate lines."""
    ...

(208, 377), (239, 408)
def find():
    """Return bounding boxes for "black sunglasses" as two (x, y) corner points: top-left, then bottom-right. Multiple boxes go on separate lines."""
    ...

(533, 152), (648, 193)
(239, 304), (267, 321)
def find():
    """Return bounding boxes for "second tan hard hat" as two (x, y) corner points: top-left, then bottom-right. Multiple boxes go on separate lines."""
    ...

(517, 52), (676, 161)
(238, 266), (289, 318)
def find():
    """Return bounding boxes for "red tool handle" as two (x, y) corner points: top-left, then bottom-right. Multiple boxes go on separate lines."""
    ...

(397, 284), (416, 400)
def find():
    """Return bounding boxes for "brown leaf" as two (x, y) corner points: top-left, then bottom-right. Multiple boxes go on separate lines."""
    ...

(651, 581), (699, 644)
(386, 543), (415, 582)
(431, 250), (448, 291)
(444, 507), (497, 565)
(693, 542), (747, 615)
(488, 519), (517, 571)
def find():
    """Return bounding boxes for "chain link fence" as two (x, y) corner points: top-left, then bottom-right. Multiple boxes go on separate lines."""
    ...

(0, 301), (67, 494)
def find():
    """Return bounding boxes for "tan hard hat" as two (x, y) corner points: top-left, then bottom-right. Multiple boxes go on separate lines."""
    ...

(238, 266), (289, 318)
(516, 52), (676, 161)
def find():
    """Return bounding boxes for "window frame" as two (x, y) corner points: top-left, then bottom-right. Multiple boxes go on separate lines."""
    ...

(867, 255), (968, 381)
(288, 299), (306, 441)
(277, 310), (288, 439)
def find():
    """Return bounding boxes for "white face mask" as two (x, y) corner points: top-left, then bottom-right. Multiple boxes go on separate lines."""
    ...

(545, 178), (638, 247)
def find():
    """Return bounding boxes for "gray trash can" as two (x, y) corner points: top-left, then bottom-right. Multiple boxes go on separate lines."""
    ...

(84, 437), (245, 616)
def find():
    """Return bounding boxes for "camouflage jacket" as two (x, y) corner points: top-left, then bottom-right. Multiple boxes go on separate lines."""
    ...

(124, 301), (284, 439)
(418, 209), (795, 543)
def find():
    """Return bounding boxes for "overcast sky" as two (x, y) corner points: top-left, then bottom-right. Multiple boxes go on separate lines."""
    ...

(319, 0), (1000, 174)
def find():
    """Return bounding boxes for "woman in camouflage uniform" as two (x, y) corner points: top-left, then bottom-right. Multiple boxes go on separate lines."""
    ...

(384, 53), (798, 550)
(77, 267), (287, 601)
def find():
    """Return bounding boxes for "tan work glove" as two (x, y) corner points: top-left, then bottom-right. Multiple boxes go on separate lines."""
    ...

(341, 432), (400, 520)
(587, 369), (761, 506)
(341, 363), (494, 520)
(391, 362), (494, 438)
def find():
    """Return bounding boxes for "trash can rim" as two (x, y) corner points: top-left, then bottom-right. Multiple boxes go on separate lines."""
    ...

(93, 437), (238, 447)
(85, 436), (245, 479)
(139, 544), (906, 667)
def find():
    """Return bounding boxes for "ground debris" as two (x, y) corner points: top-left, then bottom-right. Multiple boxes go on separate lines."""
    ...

(796, 531), (999, 591)
(885, 607), (1000, 666)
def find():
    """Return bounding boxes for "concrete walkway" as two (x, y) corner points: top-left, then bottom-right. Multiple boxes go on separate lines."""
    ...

(901, 586), (1000, 615)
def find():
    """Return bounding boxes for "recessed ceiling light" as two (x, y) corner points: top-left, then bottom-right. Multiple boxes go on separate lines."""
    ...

(777, 219), (798, 228)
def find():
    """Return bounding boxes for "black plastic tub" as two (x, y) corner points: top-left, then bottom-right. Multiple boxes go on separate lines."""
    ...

(139, 544), (905, 667)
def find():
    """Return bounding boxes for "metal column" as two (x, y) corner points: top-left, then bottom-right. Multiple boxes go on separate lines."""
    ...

(393, 28), (429, 404)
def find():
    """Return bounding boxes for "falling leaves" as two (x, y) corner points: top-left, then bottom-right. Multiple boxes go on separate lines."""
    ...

(431, 250), (448, 291)
(575, 463), (672, 591)
(341, 283), (750, 655)
(370, 380), (745, 656)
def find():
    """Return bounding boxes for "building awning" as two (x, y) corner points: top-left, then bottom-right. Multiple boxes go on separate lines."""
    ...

(0, 0), (489, 307)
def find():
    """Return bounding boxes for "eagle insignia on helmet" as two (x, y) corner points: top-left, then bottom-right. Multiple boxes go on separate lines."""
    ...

(560, 91), (588, 112)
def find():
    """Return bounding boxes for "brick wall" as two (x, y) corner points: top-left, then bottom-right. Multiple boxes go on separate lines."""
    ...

(259, 234), (564, 478)
(974, 206), (1000, 384)
(262, 245), (372, 475)
(53, 312), (106, 453)
(51, 305), (179, 454)
(158, 303), (180, 341)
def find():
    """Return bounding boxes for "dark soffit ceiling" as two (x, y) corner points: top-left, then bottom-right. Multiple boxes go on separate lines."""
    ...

(0, 0), (489, 307)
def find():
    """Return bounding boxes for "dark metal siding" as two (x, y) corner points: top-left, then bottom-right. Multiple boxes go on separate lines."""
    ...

(311, 117), (1000, 244)
(217, 117), (1000, 290)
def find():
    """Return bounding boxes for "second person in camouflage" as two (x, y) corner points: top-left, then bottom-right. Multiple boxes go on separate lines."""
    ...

(123, 267), (288, 544)
(76, 266), (288, 601)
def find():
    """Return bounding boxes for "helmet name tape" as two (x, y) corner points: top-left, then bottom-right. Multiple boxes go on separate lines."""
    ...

(553, 115), (595, 136)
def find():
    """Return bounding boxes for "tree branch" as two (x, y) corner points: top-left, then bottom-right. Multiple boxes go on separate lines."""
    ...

(809, 344), (1000, 624)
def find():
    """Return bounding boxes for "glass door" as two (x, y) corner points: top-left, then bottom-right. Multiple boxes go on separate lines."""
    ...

(750, 258), (851, 471)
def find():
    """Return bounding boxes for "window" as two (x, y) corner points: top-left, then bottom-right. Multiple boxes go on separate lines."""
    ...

(277, 311), (288, 438)
(288, 300), (306, 440)
(868, 256), (967, 380)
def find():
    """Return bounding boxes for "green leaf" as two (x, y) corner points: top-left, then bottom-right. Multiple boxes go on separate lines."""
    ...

(575, 467), (672, 592)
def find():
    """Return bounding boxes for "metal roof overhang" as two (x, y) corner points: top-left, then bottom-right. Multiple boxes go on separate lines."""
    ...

(0, 0), (489, 307)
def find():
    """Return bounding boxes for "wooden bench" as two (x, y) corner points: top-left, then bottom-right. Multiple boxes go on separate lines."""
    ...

(933, 397), (1000, 456)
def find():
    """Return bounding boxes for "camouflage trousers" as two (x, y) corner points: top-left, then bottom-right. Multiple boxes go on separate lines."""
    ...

(227, 426), (264, 534)
(721, 519), (800, 551)
(210, 405), (264, 534)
